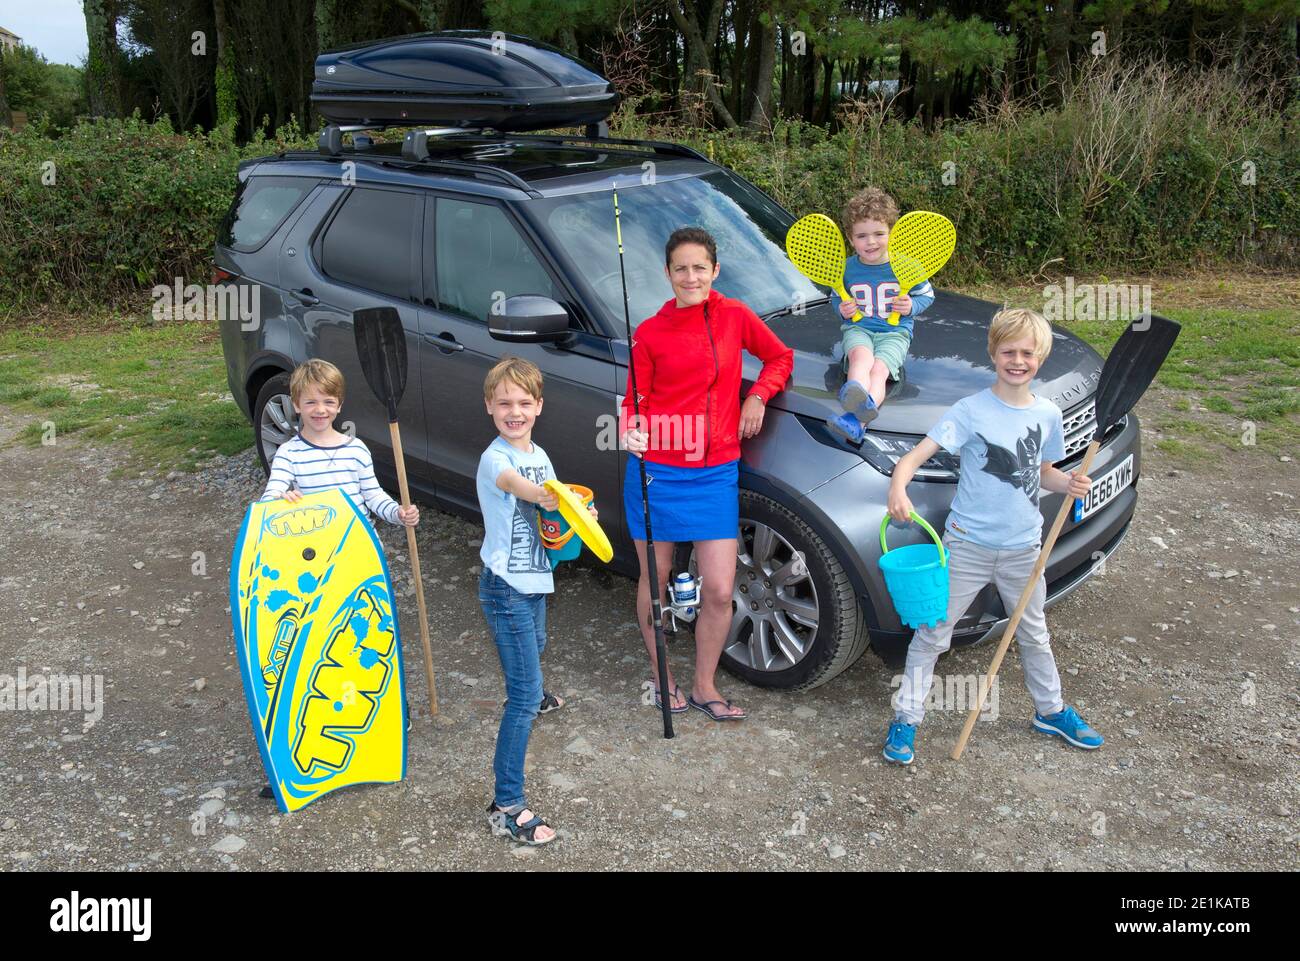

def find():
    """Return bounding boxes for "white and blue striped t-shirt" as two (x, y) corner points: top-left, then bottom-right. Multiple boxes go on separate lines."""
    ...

(259, 433), (402, 525)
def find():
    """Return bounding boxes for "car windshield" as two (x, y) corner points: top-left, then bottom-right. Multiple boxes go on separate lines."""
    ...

(527, 171), (823, 330)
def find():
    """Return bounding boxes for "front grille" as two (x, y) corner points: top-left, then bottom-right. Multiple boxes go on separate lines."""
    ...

(1063, 400), (1097, 459)
(1060, 399), (1128, 464)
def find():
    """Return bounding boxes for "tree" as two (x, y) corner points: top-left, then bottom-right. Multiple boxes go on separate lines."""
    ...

(0, 45), (88, 129)
(668, 0), (740, 128)
(317, 0), (436, 49)
(225, 0), (320, 134)
(122, 0), (215, 130)
(747, 5), (778, 128)
(83, 0), (124, 117)
(1044, 0), (1077, 101)
(69, 0), (1300, 139)
(213, 0), (237, 129)
(0, 57), (11, 127)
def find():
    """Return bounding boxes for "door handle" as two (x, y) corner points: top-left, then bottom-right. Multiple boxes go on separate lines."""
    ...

(291, 288), (319, 306)
(423, 332), (465, 353)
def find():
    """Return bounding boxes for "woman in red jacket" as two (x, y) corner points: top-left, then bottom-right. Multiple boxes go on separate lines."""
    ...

(620, 227), (795, 720)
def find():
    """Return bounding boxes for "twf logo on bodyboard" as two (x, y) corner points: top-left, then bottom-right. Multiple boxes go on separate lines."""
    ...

(294, 578), (397, 774)
(263, 503), (337, 536)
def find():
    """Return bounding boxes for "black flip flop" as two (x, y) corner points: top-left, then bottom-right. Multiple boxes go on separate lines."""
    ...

(653, 684), (689, 715)
(688, 695), (747, 721)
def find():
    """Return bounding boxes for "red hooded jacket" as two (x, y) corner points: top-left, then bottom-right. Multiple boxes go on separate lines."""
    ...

(620, 288), (795, 468)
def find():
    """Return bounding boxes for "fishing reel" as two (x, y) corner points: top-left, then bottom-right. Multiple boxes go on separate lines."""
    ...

(663, 552), (808, 634)
(665, 571), (701, 634)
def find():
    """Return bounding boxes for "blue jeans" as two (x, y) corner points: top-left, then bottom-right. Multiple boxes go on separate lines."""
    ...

(478, 568), (548, 809)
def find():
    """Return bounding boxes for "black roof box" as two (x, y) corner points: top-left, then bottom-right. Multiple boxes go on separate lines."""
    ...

(311, 31), (620, 132)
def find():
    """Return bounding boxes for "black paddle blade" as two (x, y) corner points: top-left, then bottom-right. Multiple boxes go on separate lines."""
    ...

(353, 306), (408, 422)
(1093, 314), (1181, 437)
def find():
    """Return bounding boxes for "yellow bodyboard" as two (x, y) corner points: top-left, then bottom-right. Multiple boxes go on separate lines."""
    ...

(230, 488), (406, 813)
(885, 211), (955, 325)
(542, 479), (613, 563)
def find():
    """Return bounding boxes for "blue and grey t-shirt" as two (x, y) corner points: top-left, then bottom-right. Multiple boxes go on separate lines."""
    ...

(476, 436), (555, 595)
(928, 388), (1066, 550)
(831, 257), (935, 336)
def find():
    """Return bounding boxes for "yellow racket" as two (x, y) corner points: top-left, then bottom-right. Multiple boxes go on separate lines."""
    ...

(786, 214), (862, 322)
(885, 211), (955, 326)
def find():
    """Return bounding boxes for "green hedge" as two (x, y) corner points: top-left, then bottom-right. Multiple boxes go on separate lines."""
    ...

(0, 115), (312, 311)
(671, 92), (1298, 285)
(1, 73), (1295, 312)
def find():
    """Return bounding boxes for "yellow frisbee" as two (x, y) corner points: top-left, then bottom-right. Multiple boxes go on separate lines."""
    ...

(542, 479), (613, 563)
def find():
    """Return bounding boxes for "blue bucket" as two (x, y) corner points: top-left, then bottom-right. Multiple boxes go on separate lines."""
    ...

(538, 484), (593, 567)
(877, 512), (949, 629)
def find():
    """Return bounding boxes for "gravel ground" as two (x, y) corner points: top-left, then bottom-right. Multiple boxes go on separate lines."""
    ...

(0, 395), (1296, 871)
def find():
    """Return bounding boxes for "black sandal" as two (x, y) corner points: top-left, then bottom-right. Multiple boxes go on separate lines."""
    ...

(538, 691), (565, 715)
(486, 803), (556, 846)
(687, 695), (747, 721)
(652, 683), (689, 714)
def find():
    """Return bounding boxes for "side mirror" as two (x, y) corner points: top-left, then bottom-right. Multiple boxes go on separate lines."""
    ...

(488, 295), (573, 344)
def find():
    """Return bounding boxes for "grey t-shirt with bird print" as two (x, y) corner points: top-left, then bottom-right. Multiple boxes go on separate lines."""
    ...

(927, 388), (1066, 550)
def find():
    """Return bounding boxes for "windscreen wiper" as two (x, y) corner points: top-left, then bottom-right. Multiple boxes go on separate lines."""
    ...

(762, 296), (830, 322)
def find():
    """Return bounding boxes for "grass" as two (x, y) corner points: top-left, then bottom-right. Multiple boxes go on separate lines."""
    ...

(953, 271), (1300, 459)
(1155, 437), (1216, 462)
(0, 309), (249, 472)
(0, 269), (1294, 473)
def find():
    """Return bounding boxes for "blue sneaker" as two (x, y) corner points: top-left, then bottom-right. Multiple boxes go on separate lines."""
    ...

(883, 721), (916, 765)
(827, 410), (866, 444)
(1033, 706), (1103, 749)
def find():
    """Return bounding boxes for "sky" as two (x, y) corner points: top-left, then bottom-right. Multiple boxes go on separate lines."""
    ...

(0, 0), (89, 67)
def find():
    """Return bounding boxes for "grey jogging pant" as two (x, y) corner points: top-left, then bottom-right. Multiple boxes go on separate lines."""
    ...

(891, 532), (1065, 725)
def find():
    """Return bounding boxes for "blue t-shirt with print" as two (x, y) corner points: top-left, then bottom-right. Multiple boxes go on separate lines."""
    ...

(476, 436), (555, 595)
(928, 388), (1067, 550)
(831, 257), (935, 336)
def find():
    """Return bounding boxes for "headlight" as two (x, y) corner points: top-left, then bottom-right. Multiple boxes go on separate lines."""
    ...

(861, 433), (960, 482)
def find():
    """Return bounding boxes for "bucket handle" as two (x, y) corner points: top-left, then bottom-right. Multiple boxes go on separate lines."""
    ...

(879, 511), (946, 567)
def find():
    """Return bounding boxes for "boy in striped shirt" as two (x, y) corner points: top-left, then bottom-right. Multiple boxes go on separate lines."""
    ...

(254, 360), (419, 797)
(259, 359), (420, 529)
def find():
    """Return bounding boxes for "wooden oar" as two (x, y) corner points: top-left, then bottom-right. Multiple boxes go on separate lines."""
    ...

(951, 315), (1180, 760)
(353, 306), (439, 718)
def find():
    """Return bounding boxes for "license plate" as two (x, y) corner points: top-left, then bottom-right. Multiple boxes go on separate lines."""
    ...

(1073, 455), (1133, 522)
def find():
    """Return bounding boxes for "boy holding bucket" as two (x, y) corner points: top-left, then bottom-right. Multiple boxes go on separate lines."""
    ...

(476, 356), (597, 845)
(882, 308), (1100, 764)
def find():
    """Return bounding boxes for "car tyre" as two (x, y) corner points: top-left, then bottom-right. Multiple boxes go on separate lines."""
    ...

(252, 372), (297, 476)
(677, 490), (869, 691)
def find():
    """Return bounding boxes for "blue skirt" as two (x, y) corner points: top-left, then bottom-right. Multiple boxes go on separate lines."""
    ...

(623, 457), (739, 542)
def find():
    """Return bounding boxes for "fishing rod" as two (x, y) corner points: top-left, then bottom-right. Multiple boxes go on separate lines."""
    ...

(613, 188), (674, 740)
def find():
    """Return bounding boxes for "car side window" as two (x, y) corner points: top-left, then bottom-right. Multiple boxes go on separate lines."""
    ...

(318, 187), (418, 300)
(218, 176), (314, 252)
(433, 197), (559, 322)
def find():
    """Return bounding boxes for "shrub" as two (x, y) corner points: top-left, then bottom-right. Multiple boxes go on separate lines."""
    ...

(0, 114), (312, 311)
(0, 61), (1294, 313)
